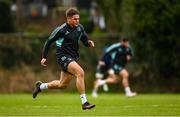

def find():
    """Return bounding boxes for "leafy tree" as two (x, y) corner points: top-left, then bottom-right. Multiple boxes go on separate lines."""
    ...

(133, 0), (180, 79)
(96, 0), (123, 32)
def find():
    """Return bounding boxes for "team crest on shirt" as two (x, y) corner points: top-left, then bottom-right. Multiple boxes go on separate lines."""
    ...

(65, 31), (70, 35)
(118, 48), (122, 52)
(61, 56), (66, 61)
(77, 27), (81, 31)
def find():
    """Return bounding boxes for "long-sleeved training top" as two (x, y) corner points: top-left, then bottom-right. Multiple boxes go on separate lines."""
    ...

(42, 23), (91, 59)
(103, 42), (133, 66)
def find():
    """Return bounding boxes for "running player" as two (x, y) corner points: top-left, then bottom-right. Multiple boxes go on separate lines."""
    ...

(32, 8), (95, 110)
(95, 37), (136, 97)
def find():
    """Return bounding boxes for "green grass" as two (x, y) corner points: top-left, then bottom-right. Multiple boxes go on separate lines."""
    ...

(0, 93), (180, 116)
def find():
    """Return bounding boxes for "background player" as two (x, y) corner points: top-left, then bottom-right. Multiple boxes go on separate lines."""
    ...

(95, 37), (136, 97)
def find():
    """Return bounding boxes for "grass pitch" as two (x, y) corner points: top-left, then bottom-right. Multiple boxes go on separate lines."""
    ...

(0, 93), (180, 116)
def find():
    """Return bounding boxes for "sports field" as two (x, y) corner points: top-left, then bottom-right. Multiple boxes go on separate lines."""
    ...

(0, 93), (180, 116)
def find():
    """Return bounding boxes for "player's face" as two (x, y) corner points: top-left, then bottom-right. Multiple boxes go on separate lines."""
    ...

(67, 14), (79, 27)
(122, 41), (129, 48)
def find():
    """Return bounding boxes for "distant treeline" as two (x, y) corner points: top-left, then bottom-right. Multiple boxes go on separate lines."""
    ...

(0, 0), (180, 93)
(0, 33), (179, 93)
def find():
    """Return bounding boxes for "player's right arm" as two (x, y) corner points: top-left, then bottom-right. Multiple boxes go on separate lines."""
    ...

(41, 26), (65, 66)
(105, 43), (120, 54)
(101, 43), (120, 62)
(41, 37), (59, 66)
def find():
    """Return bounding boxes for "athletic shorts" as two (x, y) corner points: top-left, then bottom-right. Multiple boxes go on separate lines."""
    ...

(112, 63), (125, 74)
(56, 53), (78, 72)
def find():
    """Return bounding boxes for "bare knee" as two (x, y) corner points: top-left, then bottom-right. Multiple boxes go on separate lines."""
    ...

(120, 70), (129, 78)
(76, 70), (84, 79)
(124, 72), (129, 78)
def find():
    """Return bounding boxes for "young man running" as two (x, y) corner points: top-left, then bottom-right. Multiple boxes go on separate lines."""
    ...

(32, 8), (95, 110)
(95, 37), (136, 97)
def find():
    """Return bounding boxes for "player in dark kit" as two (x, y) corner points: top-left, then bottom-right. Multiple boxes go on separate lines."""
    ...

(32, 8), (95, 110)
(95, 37), (136, 97)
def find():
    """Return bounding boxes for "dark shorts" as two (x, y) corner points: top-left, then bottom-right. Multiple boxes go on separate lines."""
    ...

(96, 64), (110, 75)
(112, 63), (125, 74)
(95, 64), (111, 79)
(56, 53), (78, 72)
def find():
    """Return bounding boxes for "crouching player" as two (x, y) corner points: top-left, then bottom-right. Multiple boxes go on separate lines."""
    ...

(94, 37), (136, 97)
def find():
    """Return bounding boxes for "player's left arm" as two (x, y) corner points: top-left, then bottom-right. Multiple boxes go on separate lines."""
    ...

(126, 46), (134, 62)
(79, 25), (94, 47)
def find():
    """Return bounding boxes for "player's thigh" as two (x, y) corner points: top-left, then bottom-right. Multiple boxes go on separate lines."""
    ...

(119, 69), (129, 78)
(59, 71), (73, 85)
(67, 61), (84, 76)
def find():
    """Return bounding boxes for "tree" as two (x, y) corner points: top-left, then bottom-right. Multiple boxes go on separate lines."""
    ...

(0, 0), (15, 33)
(133, 0), (180, 78)
(97, 0), (180, 92)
